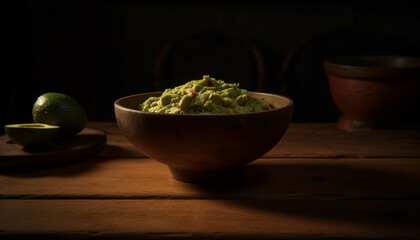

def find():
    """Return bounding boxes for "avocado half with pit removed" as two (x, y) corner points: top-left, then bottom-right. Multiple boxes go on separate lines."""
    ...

(4, 123), (60, 148)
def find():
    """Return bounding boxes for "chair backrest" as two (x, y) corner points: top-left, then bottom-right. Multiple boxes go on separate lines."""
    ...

(154, 31), (265, 91)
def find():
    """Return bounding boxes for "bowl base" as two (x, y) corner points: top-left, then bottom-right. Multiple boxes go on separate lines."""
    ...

(337, 115), (394, 132)
(169, 167), (242, 183)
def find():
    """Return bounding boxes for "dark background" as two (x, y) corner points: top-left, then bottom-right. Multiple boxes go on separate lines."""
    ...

(2, 0), (420, 133)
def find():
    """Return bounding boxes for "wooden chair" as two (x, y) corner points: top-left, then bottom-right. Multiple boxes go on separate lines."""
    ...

(154, 31), (265, 92)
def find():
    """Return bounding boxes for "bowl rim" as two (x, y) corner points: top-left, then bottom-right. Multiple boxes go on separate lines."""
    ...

(324, 55), (420, 70)
(114, 91), (294, 117)
(323, 55), (420, 79)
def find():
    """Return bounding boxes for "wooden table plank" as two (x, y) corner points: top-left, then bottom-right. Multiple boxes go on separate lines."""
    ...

(1, 199), (419, 239)
(1, 122), (419, 240)
(1, 157), (419, 200)
(88, 122), (420, 159)
(272, 123), (420, 158)
(88, 122), (146, 158)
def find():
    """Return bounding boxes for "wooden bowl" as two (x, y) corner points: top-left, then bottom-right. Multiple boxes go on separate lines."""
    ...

(324, 56), (420, 132)
(114, 92), (293, 182)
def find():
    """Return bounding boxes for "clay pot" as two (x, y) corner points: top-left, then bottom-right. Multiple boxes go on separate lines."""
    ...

(114, 92), (293, 182)
(324, 56), (420, 132)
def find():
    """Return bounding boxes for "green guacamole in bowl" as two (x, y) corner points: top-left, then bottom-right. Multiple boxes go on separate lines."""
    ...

(139, 75), (273, 114)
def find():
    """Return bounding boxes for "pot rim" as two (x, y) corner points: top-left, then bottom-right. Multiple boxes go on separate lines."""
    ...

(324, 55), (420, 79)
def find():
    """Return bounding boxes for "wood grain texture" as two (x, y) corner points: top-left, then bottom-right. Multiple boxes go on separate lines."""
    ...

(0, 157), (419, 200)
(1, 199), (419, 239)
(88, 122), (420, 159)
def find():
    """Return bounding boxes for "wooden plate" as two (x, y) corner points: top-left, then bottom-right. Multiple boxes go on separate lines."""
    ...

(0, 128), (106, 172)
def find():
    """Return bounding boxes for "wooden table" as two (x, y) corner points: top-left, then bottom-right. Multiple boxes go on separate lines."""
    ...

(1, 122), (420, 239)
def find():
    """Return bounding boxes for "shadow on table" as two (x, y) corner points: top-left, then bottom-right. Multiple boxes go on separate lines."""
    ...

(191, 162), (420, 228)
(0, 144), (144, 177)
(0, 158), (108, 177)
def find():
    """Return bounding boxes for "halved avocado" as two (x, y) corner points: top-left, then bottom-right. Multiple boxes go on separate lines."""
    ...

(4, 123), (60, 148)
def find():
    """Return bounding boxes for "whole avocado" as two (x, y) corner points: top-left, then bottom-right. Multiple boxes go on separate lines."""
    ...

(32, 92), (88, 137)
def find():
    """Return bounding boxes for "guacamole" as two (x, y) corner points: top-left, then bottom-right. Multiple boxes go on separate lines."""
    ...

(139, 75), (273, 114)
